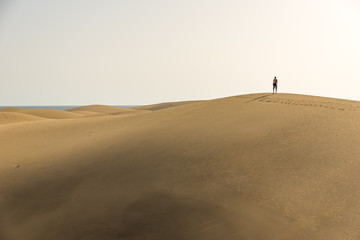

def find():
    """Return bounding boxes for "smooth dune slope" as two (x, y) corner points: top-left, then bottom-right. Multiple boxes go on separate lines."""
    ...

(1, 93), (360, 240)
(67, 104), (124, 113)
(68, 104), (150, 117)
(0, 107), (27, 112)
(69, 110), (111, 117)
(0, 112), (46, 125)
(132, 100), (202, 111)
(0, 107), (82, 119)
(68, 104), (139, 114)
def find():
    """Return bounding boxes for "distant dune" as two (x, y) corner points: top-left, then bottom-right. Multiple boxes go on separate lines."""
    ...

(0, 107), (82, 119)
(68, 104), (134, 114)
(1, 93), (360, 240)
(68, 105), (151, 117)
(69, 110), (109, 117)
(0, 107), (27, 112)
(132, 100), (202, 111)
(0, 112), (46, 125)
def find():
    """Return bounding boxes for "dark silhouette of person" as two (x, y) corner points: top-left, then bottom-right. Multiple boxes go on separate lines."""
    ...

(273, 76), (278, 94)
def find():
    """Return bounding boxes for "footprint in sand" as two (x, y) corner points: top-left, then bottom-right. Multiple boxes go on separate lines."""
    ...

(15, 163), (23, 168)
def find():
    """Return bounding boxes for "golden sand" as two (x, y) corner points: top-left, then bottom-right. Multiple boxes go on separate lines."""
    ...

(1, 93), (359, 240)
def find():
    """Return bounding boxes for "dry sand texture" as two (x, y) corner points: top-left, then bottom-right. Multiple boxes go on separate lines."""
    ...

(131, 100), (202, 111)
(0, 93), (360, 240)
(0, 107), (83, 119)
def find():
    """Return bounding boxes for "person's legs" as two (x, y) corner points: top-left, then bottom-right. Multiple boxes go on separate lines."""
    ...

(275, 85), (277, 93)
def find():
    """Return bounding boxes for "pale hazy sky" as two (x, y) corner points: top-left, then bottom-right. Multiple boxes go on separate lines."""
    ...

(1, 0), (359, 105)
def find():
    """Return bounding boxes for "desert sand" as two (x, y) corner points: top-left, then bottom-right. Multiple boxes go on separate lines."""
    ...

(131, 100), (202, 111)
(0, 93), (360, 240)
(0, 107), (83, 119)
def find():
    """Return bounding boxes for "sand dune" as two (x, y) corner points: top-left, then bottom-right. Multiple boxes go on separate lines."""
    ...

(0, 107), (27, 112)
(0, 105), (145, 120)
(132, 100), (202, 111)
(68, 104), (135, 114)
(69, 110), (113, 117)
(0, 112), (46, 125)
(68, 105), (150, 117)
(0, 107), (82, 119)
(1, 93), (360, 240)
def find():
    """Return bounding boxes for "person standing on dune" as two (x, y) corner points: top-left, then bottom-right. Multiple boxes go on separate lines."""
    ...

(273, 76), (278, 94)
